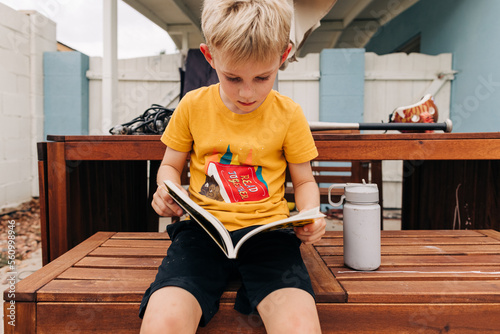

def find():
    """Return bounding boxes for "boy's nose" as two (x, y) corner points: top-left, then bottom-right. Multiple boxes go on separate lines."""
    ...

(239, 84), (253, 99)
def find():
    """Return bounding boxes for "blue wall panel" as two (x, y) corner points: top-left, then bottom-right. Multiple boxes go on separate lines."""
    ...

(318, 49), (366, 211)
(44, 51), (89, 137)
(319, 49), (365, 123)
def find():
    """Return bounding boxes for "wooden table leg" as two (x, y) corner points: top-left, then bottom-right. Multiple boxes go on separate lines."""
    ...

(37, 143), (50, 265)
(3, 302), (36, 333)
(47, 141), (69, 261)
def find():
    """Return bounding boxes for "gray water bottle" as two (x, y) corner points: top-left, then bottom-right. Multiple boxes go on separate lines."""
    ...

(329, 182), (381, 271)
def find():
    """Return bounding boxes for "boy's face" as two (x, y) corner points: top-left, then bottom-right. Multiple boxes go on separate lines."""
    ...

(200, 44), (291, 115)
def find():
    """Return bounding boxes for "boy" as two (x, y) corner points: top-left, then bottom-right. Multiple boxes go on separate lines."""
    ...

(140, 0), (325, 332)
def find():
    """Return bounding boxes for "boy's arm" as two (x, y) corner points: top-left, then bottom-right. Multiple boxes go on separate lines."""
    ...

(151, 147), (189, 217)
(288, 161), (326, 244)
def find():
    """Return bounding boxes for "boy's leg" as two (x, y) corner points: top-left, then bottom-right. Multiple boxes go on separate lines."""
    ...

(257, 287), (321, 334)
(140, 286), (202, 334)
(139, 220), (232, 330)
(234, 229), (320, 333)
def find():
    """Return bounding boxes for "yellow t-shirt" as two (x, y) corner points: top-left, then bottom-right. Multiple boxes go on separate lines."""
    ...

(162, 83), (318, 231)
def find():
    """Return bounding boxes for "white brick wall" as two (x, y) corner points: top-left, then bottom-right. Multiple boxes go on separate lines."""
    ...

(0, 4), (56, 211)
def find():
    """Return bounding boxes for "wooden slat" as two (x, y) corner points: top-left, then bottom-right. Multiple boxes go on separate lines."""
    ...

(317, 303), (500, 333)
(101, 239), (171, 248)
(477, 229), (500, 241)
(37, 302), (143, 334)
(37, 279), (149, 302)
(74, 256), (164, 269)
(380, 236), (500, 245)
(380, 230), (483, 238)
(50, 133), (500, 142)
(58, 267), (157, 281)
(111, 232), (170, 239)
(3, 302), (36, 334)
(47, 135), (162, 142)
(341, 280), (500, 303)
(317, 244), (500, 256)
(3, 232), (115, 302)
(318, 230), (484, 240)
(65, 141), (165, 160)
(315, 236), (500, 247)
(35, 302), (500, 333)
(323, 254), (500, 268)
(38, 280), (240, 304)
(89, 247), (167, 257)
(313, 137), (500, 160)
(300, 244), (346, 303)
(56, 133), (500, 161)
(332, 266), (500, 281)
(314, 231), (343, 239)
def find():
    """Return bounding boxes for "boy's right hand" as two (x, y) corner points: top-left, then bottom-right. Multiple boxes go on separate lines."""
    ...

(151, 184), (185, 217)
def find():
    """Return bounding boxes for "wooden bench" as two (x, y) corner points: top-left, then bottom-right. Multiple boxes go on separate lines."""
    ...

(16, 132), (498, 332)
(4, 229), (500, 333)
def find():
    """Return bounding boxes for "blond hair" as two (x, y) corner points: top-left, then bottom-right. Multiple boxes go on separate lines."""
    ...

(201, 0), (292, 65)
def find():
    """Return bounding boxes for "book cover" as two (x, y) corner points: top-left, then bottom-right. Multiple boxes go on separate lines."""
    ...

(164, 180), (325, 258)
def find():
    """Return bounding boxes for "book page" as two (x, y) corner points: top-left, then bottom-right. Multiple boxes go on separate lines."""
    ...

(164, 180), (232, 257)
(233, 207), (325, 257)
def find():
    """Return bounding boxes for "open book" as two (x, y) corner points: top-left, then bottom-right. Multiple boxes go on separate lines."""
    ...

(164, 180), (325, 259)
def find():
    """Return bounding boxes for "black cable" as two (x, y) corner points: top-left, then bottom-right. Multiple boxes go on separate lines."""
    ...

(109, 105), (174, 135)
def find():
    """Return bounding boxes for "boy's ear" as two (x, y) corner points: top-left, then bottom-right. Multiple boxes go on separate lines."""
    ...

(200, 43), (215, 68)
(280, 43), (293, 66)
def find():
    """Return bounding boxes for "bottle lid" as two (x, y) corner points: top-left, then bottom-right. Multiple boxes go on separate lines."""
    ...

(344, 183), (379, 203)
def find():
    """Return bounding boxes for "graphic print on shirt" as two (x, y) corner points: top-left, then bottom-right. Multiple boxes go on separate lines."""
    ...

(198, 174), (225, 201)
(199, 145), (269, 203)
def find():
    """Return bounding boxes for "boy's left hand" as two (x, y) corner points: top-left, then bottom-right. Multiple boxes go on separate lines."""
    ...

(294, 218), (326, 244)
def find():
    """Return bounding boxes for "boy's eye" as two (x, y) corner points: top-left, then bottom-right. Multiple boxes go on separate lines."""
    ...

(226, 76), (241, 82)
(225, 76), (270, 82)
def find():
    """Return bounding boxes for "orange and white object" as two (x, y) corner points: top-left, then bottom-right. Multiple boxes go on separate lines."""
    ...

(390, 94), (438, 133)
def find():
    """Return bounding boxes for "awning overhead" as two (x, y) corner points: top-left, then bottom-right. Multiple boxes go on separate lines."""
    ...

(123, 0), (419, 57)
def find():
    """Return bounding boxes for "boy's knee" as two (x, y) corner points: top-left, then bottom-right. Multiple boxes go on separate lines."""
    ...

(141, 313), (195, 334)
(258, 288), (321, 333)
(140, 286), (202, 334)
(280, 313), (321, 333)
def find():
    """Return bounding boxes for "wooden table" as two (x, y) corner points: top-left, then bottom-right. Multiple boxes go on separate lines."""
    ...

(4, 229), (500, 333)
(38, 133), (500, 264)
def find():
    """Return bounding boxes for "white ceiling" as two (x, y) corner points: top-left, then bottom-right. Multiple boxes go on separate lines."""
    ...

(123, 0), (419, 57)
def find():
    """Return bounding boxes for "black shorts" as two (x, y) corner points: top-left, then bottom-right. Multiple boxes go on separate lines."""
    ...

(139, 219), (315, 326)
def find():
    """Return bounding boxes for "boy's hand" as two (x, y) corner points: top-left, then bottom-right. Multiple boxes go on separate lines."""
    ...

(151, 183), (186, 217)
(294, 217), (326, 244)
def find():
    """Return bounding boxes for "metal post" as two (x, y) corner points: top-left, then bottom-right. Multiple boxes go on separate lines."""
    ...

(102, 0), (118, 134)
